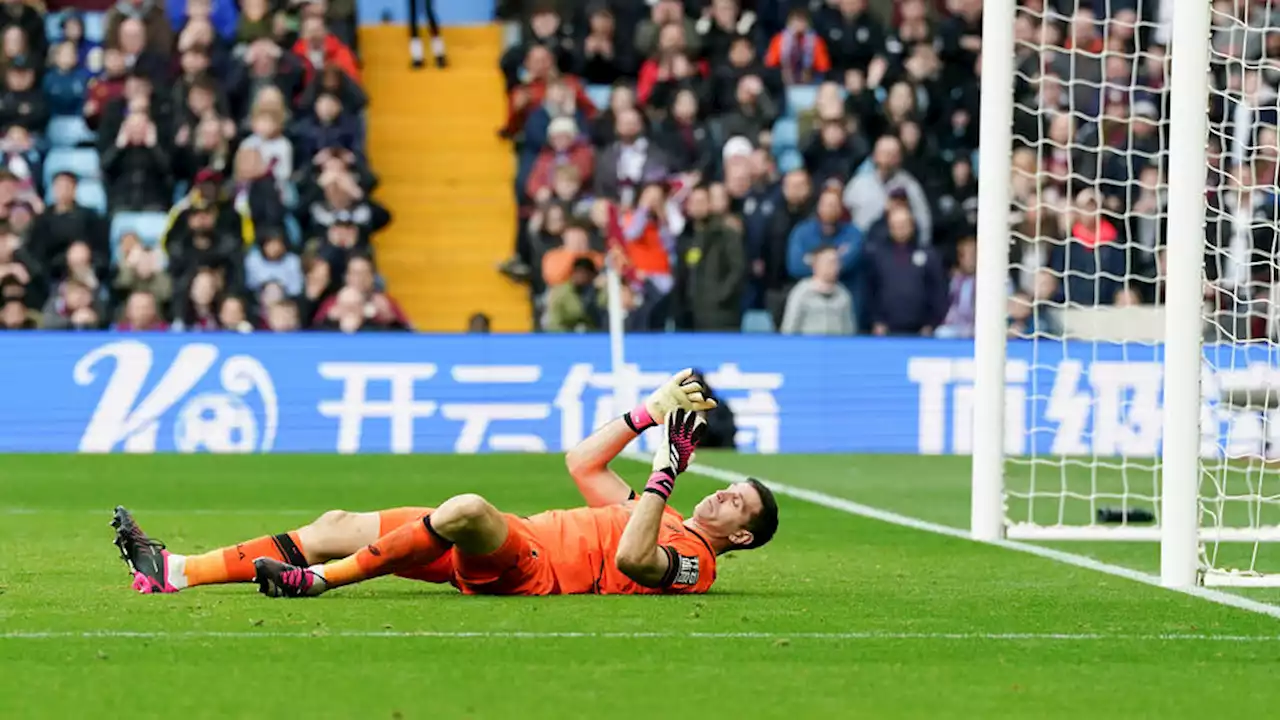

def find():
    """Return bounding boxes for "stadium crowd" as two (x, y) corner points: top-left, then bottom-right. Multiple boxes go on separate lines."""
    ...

(495, 0), (1268, 339)
(0, 0), (405, 333)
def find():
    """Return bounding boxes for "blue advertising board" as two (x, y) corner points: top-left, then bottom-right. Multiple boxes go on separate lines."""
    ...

(0, 334), (1273, 456)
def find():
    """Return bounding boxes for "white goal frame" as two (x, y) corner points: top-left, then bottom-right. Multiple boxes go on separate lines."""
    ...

(970, 0), (1233, 588)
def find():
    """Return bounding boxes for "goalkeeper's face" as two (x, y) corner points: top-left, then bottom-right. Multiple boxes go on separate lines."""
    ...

(693, 482), (764, 545)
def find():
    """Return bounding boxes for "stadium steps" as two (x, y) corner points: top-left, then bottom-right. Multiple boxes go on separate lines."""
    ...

(359, 24), (529, 332)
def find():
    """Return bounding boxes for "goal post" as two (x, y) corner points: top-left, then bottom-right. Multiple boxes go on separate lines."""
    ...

(970, 0), (1280, 587)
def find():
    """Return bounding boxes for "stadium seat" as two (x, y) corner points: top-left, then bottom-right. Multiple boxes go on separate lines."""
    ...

(776, 148), (804, 174)
(785, 85), (819, 116)
(43, 148), (100, 187)
(46, 116), (95, 148)
(75, 179), (107, 214)
(110, 211), (169, 250)
(84, 12), (106, 43)
(742, 310), (775, 333)
(771, 118), (799, 152)
(585, 84), (612, 112)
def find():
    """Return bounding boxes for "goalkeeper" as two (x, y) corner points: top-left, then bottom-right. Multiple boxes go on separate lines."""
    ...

(112, 370), (779, 597)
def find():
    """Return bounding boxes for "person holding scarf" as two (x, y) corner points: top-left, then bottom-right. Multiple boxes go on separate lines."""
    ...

(764, 8), (831, 86)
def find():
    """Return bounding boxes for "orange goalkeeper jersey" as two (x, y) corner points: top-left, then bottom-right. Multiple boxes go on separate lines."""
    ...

(523, 503), (718, 595)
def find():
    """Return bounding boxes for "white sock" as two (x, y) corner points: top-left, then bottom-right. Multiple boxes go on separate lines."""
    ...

(167, 554), (189, 590)
(306, 564), (329, 595)
(432, 36), (446, 58)
(410, 37), (423, 62)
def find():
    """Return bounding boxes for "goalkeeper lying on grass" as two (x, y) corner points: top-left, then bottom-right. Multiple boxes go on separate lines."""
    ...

(112, 370), (779, 597)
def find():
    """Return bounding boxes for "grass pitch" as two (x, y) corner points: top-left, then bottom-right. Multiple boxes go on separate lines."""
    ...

(3, 454), (1280, 719)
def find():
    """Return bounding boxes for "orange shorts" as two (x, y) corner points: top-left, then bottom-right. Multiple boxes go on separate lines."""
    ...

(375, 507), (557, 596)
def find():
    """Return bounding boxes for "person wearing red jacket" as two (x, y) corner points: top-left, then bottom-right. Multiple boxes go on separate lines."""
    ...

(764, 7), (832, 85)
(502, 45), (596, 137)
(293, 15), (361, 87)
(311, 254), (411, 330)
(635, 24), (709, 107)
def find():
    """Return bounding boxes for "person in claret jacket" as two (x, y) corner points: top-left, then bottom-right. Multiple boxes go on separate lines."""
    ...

(84, 48), (127, 129)
(764, 7), (831, 86)
(524, 117), (594, 203)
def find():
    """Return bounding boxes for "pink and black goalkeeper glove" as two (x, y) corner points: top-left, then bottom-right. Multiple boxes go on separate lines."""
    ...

(645, 408), (707, 500)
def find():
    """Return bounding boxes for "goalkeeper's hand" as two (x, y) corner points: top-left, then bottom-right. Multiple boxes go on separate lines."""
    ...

(625, 369), (718, 433)
(645, 408), (707, 501)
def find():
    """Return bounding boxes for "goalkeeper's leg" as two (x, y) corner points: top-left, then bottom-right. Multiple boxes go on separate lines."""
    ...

(112, 506), (449, 593)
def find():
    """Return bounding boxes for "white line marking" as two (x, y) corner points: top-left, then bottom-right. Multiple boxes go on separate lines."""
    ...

(3, 630), (1280, 642)
(627, 454), (1280, 621)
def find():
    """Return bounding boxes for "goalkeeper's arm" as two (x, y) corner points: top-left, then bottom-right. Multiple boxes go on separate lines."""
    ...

(564, 369), (716, 508)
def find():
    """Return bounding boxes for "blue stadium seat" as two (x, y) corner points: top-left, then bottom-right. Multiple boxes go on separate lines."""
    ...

(46, 116), (95, 148)
(74, 179), (106, 214)
(771, 118), (799, 152)
(585, 84), (612, 111)
(84, 12), (105, 43)
(785, 85), (819, 116)
(110, 211), (169, 250)
(776, 148), (804, 174)
(46, 11), (106, 43)
(44, 148), (100, 187)
(742, 310), (775, 334)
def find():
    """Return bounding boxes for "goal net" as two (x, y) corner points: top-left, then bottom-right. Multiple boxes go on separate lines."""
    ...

(976, 0), (1280, 586)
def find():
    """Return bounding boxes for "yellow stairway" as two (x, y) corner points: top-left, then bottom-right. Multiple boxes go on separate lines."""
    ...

(359, 24), (529, 332)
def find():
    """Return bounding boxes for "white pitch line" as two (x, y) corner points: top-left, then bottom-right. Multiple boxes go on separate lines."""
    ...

(626, 454), (1280, 622)
(4, 630), (1280, 642)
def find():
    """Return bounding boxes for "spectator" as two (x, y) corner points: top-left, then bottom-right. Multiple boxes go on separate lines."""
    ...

(499, 4), (577, 89)
(84, 48), (126, 128)
(864, 203), (945, 336)
(42, 277), (102, 330)
(232, 145), (287, 235)
(635, 0), (699, 60)
(294, 91), (358, 159)
(165, 197), (244, 290)
(525, 117), (595, 203)
(30, 172), (109, 278)
(172, 267), (222, 331)
(1050, 188), (1128, 307)
(589, 83), (635, 148)
(579, 6), (629, 86)
(103, 111), (171, 211)
(229, 39), (306, 123)
(217, 294), (252, 332)
(264, 297), (299, 332)
(303, 162), (390, 243)
(169, 0), (238, 43)
(0, 0), (46, 63)
(780, 245), (855, 335)
(672, 185), (745, 331)
(241, 86), (293, 193)
(106, 0), (172, 58)
(45, 41), (93, 117)
(0, 55), (49, 132)
(293, 15), (360, 86)
(655, 88), (716, 176)
(710, 33), (780, 116)
(503, 45), (596, 139)
(523, 78), (592, 154)
(244, 229), (302, 296)
(0, 295), (33, 328)
(467, 312), (491, 333)
(544, 256), (602, 332)
(843, 135), (932, 245)
(113, 17), (167, 81)
(113, 231), (173, 305)
(314, 253), (410, 330)
(764, 7), (832, 86)
(300, 64), (368, 117)
(594, 108), (669, 206)
(541, 221), (602, 287)
(698, 0), (758, 66)
(635, 23), (708, 110)
(786, 185), (862, 292)
(61, 11), (104, 76)
(935, 236), (977, 338)
(803, 119), (867, 188)
(759, 168), (813, 323)
(114, 289), (168, 330)
(0, 126), (40, 197)
(817, 0), (884, 76)
(719, 73), (779, 146)
(0, 227), (40, 305)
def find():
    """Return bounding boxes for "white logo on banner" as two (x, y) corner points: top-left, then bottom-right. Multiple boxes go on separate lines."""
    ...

(75, 341), (278, 453)
(318, 361), (783, 454)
